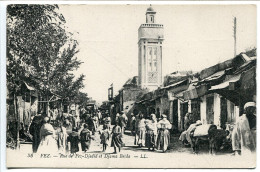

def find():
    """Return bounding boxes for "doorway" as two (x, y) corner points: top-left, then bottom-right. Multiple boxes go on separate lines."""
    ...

(206, 96), (214, 124)
(180, 102), (188, 131)
(172, 100), (178, 131)
(220, 97), (227, 129)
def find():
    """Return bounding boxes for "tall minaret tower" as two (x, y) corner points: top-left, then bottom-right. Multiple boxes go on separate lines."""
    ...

(138, 6), (164, 91)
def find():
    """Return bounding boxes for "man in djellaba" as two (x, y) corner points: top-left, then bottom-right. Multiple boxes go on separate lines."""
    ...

(232, 102), (256, 156)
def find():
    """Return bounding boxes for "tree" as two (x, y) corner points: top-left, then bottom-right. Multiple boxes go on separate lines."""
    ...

(7, 4), (86, 148)
(7, 4), (85, 109)
(74, 92), (89, 109)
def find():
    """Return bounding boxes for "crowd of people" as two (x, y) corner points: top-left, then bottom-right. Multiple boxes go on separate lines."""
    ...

(132, 112), (172, 152)
(18, 101), (256, 156)
(28, 109), (111, 154)
(26, 107), (173, 155)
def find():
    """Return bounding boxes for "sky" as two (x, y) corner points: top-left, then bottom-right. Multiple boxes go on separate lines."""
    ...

(58, 5), (256, 103)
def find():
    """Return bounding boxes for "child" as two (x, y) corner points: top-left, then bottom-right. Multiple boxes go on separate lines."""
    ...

(99, 125), (110, 152)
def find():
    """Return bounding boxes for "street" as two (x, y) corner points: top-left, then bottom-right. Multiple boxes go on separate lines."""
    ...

(7, 125), (255, 168)
(8, 125), (193, 155)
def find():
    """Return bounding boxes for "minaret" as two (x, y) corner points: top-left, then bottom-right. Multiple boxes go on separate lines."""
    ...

(138, 6), (164, 91)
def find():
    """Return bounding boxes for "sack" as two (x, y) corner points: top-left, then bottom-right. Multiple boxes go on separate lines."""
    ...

(193, 124), (212, 137)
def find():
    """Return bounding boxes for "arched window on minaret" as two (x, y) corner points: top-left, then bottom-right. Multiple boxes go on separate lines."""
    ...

(150, 16), (154, 23)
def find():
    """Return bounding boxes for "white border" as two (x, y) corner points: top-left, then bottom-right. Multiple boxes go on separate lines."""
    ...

(0, 1), (259, 172)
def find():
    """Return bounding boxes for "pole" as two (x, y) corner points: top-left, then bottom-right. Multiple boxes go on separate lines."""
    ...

(14, 93), (20, 149)
(29, 91), (31, 132)
(233, 17), (237, 57)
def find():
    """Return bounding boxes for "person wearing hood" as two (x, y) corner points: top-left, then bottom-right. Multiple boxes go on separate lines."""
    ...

(232, 102), (256, 156)
(156, 114), (172, 152)
(37, 117), (58, 154)
(145, 114), (157, 151)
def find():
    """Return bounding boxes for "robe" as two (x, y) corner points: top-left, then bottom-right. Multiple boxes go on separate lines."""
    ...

(68, 131), (80, 154)
(80, 128), (92, 151)
(145, 120), (157, 149)
(29, 115), (43, 153)
(37, 123), (58, 154)
(156, 119), (172, 152)
(135, 118), (146, 146)
(56, 127), (68, 153)
(232, 114), (256, 156)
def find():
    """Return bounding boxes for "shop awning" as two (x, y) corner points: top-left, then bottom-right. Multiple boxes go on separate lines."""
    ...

(183, 84), (208, 100)
(203, 70), (225, 81)
(168, 89), (185, 101)
(163, 79), (188, 89)
(200, 68), (232, 83)
(209, 74), (241, 91)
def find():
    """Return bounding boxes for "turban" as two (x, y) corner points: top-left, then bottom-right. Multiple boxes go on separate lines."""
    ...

(43, 117), (49, 123)
(244, 102), (256, 110)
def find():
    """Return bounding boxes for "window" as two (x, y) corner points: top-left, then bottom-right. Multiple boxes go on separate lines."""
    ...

(147, 47), (152, 71)
(153, 47), (157, 71)
(150, 16), (154, 23)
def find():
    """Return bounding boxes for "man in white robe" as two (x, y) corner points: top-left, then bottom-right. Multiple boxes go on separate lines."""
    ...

(232, 102), (256, 156)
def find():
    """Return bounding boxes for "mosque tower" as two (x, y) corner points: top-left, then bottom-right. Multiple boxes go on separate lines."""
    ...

(138, 6), (164, 91)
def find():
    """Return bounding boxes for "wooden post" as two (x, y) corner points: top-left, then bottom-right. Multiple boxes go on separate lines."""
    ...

(233, 17), (237, 57)
(14, 93), (20, 149)
(28, 91), (32, 132)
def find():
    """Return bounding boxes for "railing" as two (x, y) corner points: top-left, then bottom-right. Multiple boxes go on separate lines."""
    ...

(140, 24), (163, 28)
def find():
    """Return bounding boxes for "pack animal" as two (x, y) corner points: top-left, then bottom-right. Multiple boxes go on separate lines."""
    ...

(190, 125), (229, 154)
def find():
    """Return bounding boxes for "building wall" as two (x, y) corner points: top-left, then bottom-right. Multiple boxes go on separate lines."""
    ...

(154, 96), (169, 118)
(200, 96), (207, 124)
(177, 100), (181, 131)
(200, 93), (239, 129)
(123, 88), (143, 103)
(161, 97), (170, 116)
(213, 93), (221, 128)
